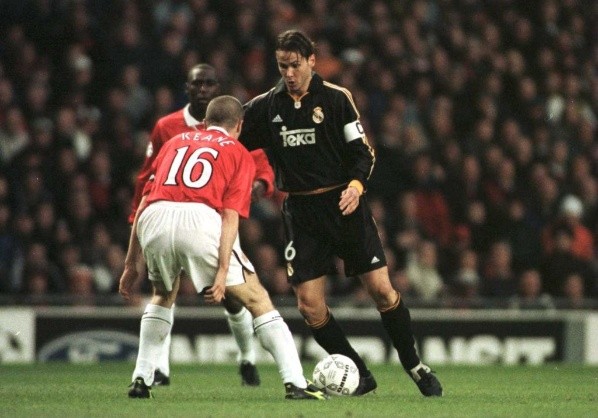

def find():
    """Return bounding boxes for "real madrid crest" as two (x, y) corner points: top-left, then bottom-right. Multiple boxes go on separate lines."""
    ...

(312, 106), (324, 124)
(286, 262), (294, 277)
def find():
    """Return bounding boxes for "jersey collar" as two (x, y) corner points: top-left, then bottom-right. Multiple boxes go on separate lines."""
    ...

(205, 126), (230, 136)
(183, 104), (202, 128)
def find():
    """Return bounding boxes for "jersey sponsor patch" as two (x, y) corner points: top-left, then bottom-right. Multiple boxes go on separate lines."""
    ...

(280, 127), (316, 147)
(343, 120), (365, 143)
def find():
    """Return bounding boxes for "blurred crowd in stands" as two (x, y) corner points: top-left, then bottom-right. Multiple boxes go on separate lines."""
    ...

(0, 0), (596, 309)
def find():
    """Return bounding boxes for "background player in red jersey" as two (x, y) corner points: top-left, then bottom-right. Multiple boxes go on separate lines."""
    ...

(129, 64), (274, 386)
(120, 96), (326, 400)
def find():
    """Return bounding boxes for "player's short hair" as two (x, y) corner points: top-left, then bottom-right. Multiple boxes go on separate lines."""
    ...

(187, 63), (217, 82)
(276, 30), (316, 58)
(205, 95), (244, 129)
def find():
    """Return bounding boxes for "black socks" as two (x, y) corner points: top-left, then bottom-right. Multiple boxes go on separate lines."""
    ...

(380, 298), (420, 371)
(309, 312), (369, 375)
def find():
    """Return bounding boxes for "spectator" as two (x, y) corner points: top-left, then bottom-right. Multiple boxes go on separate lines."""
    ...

(509, 269), (555, 310)
(542, 195), (595, 262)
(450, 248), (481, 302)
(0, 106), (30, 167)
(392, 191), (425, 268)
(13, 169), (53, 214)
(86, 148), (114, 220)
(0, 0), (594, 309)
(22, 267), (51, 305)
(540, 224), (591, 297)
(501, 198), (543, 271)
(120, 64), (153, 126)
(0, 202), (20, 293)
(561, 273), (587, 309)
(92, 243), (125, 294)
(66, 263), (95, 305)
(54, 106), (91, 162)
(479, 241), (517, 299)
(405, 240), (445, 302)
(409, 151), (453, 248)
(445, 154), (484, 225)
(464, 200), (493, 255)
(20, 241), (65, 294)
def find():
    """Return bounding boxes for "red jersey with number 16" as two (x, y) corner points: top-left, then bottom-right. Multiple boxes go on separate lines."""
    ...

(129, 105), (274, 223)
(143, 127), (256, 219)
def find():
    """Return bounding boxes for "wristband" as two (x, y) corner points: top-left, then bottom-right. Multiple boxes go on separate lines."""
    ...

(348, 179), (364, 195)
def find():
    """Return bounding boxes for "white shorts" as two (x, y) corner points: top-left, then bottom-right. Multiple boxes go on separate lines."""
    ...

(137, 201), (254, 292)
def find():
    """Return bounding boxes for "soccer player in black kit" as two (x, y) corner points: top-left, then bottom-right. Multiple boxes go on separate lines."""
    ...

(239, 29), (443, 397)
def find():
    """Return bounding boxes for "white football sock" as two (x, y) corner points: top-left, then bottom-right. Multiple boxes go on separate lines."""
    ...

(131, 304), (172, 385)
(225, 306), (256, 364)
(156, 304), (175, 376)
(409, 362), (431, 381)
(253, 310), (305, 388)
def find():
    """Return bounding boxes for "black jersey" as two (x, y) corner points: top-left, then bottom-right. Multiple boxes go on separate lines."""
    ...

(240, 73), (375, 193)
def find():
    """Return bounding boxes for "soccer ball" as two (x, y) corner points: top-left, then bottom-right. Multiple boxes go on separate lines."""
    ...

(312, 354), (360, 396)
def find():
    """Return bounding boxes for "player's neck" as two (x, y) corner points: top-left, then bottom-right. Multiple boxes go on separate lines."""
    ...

(189, 104), (207, 121)
(287, 91), (309, 102)
(287, 74), (312, 101)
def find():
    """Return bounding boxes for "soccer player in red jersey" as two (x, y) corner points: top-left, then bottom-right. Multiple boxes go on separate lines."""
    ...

(120, 96), (327, 400)
(129, 64), (273, 386)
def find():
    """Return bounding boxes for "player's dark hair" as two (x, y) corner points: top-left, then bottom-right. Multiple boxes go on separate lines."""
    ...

(205, 95), (244, 129)
(187, 63), (217, 82)
(276, 30), (316, 58)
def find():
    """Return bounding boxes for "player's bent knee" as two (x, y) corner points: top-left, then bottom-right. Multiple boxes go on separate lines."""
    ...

(297, 301), (327, 324)
(227, 281), (274, 315)
(151, 278), (179, 307)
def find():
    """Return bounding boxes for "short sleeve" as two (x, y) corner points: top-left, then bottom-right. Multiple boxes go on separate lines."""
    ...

(222, 148), (256, 218)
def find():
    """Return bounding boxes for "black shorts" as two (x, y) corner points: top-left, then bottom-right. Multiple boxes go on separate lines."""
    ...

(281, 186), (386, 285)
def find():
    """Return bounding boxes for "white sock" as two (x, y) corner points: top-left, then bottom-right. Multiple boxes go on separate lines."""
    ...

(131, 304), (172, 385)
(253, 310), (305, 388)
(409, 362), (430, 381)
(225, 307), (256, 364)
(156, 304), (175, 376)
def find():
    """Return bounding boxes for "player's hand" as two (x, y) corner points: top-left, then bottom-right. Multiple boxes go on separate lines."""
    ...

(204, 271), (226, 304)
(203, 283), (225, 304)
(339, 185), (361, 215)
(251, 180), (267, 202)
(119, 265), (138, 301)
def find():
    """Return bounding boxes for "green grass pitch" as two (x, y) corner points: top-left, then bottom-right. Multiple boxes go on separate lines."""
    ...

(1, 363), (596, 417)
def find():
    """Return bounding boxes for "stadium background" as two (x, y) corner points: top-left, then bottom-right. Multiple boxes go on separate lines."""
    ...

(0, 0), (597, 364)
